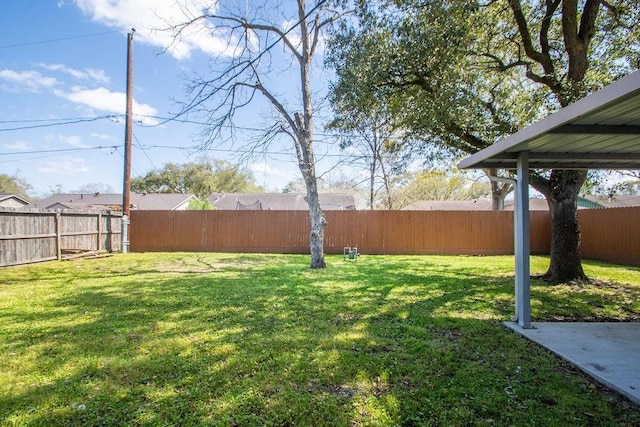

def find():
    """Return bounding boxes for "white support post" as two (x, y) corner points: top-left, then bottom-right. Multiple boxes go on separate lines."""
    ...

(515, 151), (531, 328)
(121, 214), (130, 254)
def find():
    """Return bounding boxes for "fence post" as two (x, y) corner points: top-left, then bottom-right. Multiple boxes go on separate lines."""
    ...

(97, 212), (102, 251)
(121, 215), (130, 253)
(105, 212), (112, 252)
(55, 211), (62, 261)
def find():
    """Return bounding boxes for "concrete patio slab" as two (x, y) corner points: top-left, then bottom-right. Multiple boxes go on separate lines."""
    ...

(504, 322), (640, 404)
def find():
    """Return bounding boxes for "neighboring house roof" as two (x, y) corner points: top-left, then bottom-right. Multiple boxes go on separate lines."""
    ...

(208, 193), (357, 210)
(0, 194), (30, 208)
(29, 193), (120, 210)
(583, 194), (640, 208)
(404, 198), (593, 211)
(402, 200), (493, 211)
(29, 193), (196, 211)
(504, 198), (550, 211)
(44, 202), (111, 211)
(133, 193), (196, 210)
(505, 196), (609, 210)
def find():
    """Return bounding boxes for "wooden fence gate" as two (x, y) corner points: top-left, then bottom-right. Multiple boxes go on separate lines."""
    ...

(0, 209), (123, 267)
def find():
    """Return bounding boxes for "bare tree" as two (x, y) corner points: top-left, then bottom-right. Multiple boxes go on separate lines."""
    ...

(164, 0), (344, 268)
(327, 111), (401, 210)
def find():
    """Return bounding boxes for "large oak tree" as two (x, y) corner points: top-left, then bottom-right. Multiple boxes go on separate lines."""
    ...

(131, 159), (261, 199)
(328, 0), (639, 283)
(0, 173), (33, 201)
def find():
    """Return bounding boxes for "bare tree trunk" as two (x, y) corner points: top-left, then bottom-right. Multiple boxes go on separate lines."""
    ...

(491, 183), (505, 210)
(484, 168), (511, 210)
(297, 1), (326, 269)
(378, 155), (393, 210)
(296, 113), (326, 269)
(369, 151), (376, 210)
(532, 170), (588, 284)
(305, 180), (327, 268)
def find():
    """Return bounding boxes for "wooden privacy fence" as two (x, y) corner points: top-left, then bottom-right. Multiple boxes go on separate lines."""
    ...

(0, 209), (123, 267)
(130, 210), (552, 256)
(130, 207), (640, 266)
(578, 207), (640, 266)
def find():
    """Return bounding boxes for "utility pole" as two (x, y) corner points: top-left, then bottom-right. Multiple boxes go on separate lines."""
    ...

(122, 29), (134, 253)
(122, 29), (135, 216)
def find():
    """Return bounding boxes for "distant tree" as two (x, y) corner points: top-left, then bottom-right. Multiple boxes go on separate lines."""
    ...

(283, 175), (367, 209)
(282, 179), (307, 194)
(131, 159), (263, 199)
(581, 170), (640, 198)
(72, 183), (115, 194)
(320, 175), (369, 210)
(187, 199), (216, 210)
(624, 170), (640, 181)
(0, 173), (33, 200)
(39, 184), (65, 199)
(613, 181), (640, 196)
(327, 109), (407, 210)
(394, 170), (490, 209)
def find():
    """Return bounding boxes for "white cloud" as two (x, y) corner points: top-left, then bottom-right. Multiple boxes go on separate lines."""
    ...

(43, 133), (90, 148)
(90, 132), (116, 140)
(3, 141), (31, 150)
(0, 69), (58, 92)
(37, 63), (110, 84)
(72, 0), (236, 59)
(57, 86), (159, 124)
(61, 134), (91, 148)
(281, 19), (303, 52)
(38, 156), (91, 174)
(250, 161), (296, 180)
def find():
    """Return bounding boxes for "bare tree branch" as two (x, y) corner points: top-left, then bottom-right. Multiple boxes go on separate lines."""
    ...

(158, 0), (344, 268)
(508, 0), (556, 75)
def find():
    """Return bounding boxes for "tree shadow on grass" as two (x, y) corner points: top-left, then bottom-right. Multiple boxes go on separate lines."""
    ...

(1, 254), (639, 426)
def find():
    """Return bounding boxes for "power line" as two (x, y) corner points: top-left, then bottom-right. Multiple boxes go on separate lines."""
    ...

(135, 114), (346, 139)
(0, 145), (119, 164)
(0, 145), (119, 156)
(132, 143), (348, 158)
(132, 131), (159, 171)
(0, 115), (122, 124)
(0, 29), (121, 50)
(0, 112), (348, 140)
(0, 115), (120, 132)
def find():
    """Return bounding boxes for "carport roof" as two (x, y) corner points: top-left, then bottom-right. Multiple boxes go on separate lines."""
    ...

(458, 70), (640, 170)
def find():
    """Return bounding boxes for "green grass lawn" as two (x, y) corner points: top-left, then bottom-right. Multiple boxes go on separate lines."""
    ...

(1, 253), (639, 426)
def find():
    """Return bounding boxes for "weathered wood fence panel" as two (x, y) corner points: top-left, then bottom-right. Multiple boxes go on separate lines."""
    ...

(131, 211), (311, 253)
(130, 210), (552, 256)
(578, 207), (640, 266)
(0, 209), (122, 267)
(324, 210), (551, 255)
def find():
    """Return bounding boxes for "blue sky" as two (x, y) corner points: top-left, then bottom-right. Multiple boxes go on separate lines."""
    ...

(0, 0), (342, 197)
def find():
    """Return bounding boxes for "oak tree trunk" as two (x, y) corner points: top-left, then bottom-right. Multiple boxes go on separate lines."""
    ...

(532, 170), (588, 284)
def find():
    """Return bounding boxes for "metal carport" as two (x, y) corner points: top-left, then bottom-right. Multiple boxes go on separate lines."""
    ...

(459, 70), (640, 329)
(458, 70), (640, 403)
